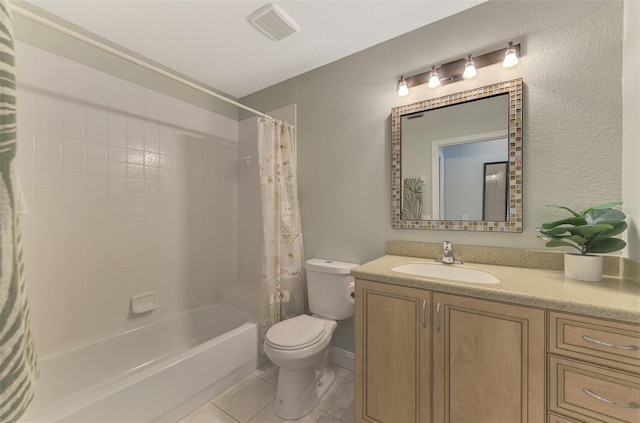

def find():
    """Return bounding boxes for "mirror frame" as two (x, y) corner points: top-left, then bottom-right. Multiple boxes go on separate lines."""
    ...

(391, 78), (523, 232)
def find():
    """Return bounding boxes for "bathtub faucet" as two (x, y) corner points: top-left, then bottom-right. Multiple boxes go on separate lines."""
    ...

(435, 241), (463, 265)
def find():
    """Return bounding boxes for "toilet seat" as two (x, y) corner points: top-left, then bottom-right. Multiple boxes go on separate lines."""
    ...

(265, 315), (327, 350)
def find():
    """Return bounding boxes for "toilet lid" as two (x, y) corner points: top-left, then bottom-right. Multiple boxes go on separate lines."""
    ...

(265, 315), (327, 350)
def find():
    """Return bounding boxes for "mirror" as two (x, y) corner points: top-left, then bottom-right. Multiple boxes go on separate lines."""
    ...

(391, 79), (522, 232)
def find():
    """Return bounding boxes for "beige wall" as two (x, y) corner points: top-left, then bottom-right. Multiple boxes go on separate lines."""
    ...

(623, 0), (640, 262)
(240, 1), (630, 353)
(241, 1), (626, 268)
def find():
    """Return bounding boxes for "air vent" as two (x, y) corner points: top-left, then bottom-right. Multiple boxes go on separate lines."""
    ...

(249, 3), (300, 41)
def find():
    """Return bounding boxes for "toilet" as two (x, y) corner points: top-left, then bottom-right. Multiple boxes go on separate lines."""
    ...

(263, 258), (358, 420)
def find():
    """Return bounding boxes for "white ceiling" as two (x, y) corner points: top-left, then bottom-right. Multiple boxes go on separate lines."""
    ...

(28, 0), (485, 98)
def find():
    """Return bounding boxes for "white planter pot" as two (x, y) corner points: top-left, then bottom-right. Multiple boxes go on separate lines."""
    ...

(564, 254), (603, 282)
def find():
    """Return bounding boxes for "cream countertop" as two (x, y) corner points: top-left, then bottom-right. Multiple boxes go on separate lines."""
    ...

(351, 255), (640, 323)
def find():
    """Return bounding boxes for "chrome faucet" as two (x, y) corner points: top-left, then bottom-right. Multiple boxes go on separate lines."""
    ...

(435, 241), (463, 264)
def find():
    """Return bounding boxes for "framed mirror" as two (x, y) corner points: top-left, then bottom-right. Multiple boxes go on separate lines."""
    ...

(391, 78), (522, 231)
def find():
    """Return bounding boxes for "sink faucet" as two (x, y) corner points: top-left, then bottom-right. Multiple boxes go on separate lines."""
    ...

(435, 241), (463, 264)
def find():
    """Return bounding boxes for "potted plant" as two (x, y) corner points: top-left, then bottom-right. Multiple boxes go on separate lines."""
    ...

(536, 201), (627, 282)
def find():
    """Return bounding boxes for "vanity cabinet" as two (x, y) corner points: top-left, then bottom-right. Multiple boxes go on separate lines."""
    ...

(548, 311), (640, 423)
(354, 279), (545, 423)
(432, 292), (545, 423)
(355, 280), (431, 422)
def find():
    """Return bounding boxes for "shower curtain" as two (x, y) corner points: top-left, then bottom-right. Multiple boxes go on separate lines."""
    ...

(0, 1), (39, 422)
(257, 118), (305, 338)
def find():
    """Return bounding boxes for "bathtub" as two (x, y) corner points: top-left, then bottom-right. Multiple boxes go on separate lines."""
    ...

(20, 304), (259, 423)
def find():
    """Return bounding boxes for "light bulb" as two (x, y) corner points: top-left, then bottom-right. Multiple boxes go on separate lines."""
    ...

(463, 56), (477, 79)
(427, 67), (440, 88)
(503, 42), (518, 68)
(398, 77), (409, 96)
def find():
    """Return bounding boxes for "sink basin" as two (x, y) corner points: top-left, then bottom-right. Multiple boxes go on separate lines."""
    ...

(392, 263), (499, 284)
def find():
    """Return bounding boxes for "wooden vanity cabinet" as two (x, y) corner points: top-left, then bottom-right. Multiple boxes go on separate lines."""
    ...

(548, 311), (640, 423)
(355, 280), (431, 423)
(355, 279), (545, 423)
(432, 292), (545, 423)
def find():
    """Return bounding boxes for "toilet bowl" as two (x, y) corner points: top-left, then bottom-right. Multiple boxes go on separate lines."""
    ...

(263, 259), (358, 420)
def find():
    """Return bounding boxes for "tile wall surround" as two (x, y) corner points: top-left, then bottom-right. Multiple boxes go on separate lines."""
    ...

(15, 41), (240, 356)
(385, 241), (623, 277)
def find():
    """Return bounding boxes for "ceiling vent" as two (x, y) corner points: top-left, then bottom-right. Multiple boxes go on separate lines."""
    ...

(249, 3), (300, 41)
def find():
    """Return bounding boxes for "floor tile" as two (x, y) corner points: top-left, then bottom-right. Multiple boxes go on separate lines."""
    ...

(327, 381), (355, 423)
(178, 401), (238, 423)
(248, 401), (325, 423)
(212, 374), (276, 423)
(253, 361), (279, 386)
(317, 375), (350, 412)
(182, 361), (355, 423)
(330, 365), (354, 382)
(318, 413), (344, 423)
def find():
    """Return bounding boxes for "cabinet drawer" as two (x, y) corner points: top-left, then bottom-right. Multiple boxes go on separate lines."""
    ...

(550, 312), (640, 373)
(549, 356), (640, 423)
(548, 412), (581, 423)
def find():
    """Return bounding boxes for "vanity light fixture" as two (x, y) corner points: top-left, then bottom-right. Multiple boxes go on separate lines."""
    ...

(503, 41), (519, 68)
(427, 66), (440, 88)
(398, 76), (409, 96)
(396, 41), (521, 94)
(462, 55), (477, 79)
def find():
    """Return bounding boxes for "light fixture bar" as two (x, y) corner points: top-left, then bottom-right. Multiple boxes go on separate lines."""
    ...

(405, 43), (521, 89)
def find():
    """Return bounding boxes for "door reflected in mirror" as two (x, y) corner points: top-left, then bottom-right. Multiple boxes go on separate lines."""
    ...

(392, 79), (522, 232)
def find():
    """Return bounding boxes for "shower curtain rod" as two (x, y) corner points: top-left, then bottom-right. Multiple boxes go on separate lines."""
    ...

(10, 3), (274, 121)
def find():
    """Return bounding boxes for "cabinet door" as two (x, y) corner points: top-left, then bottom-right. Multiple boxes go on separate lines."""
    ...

(432, 293), (545, 423)
(355, 279), (431, 423)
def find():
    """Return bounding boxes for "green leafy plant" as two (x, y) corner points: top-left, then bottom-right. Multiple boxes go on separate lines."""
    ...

(536, 201), (627, 256)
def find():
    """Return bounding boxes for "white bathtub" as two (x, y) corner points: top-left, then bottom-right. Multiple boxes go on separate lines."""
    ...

(20, 304), (259, 423)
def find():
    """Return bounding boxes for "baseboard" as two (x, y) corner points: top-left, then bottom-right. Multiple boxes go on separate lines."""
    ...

(329, 346), (354, 371)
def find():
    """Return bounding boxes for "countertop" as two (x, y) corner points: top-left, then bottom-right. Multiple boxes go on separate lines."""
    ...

(351, 255), (640, 323)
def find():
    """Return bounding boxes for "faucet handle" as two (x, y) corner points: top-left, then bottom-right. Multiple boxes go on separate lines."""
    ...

(437, 241), (463, 264)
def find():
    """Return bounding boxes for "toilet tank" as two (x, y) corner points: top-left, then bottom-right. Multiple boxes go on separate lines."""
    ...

(305, 259), (359, 320)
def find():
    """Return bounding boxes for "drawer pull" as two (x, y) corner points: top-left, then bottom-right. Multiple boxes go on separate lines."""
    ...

(582, 335), (639, 351)
(421, 300), (427, 328)
(583, 388), (640, 409)
(436, 302), (441, 332)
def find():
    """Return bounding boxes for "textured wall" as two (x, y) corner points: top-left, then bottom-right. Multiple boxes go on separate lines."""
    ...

(241, 1), (625, 268)
(623, 0), (640, 262)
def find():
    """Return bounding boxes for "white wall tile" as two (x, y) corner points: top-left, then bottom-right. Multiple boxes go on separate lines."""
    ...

(35, 150), (62, 171)
(107, 145), (127, 162)
(35, 261), (63, 284)
(87, 141), (108, 160)
(127, 135), (144, 152)
(16, 41), (240, 356)
(87, 125), (108, 144)
(87, 109), (107, 128)
(37, 280), (63, 302)
(63, 242), (88, 261)
(86, 158), (108, 176)
(35, 169), (62, 190)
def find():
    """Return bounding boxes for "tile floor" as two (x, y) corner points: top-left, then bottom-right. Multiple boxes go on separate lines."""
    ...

(178, 362), (355, 423)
